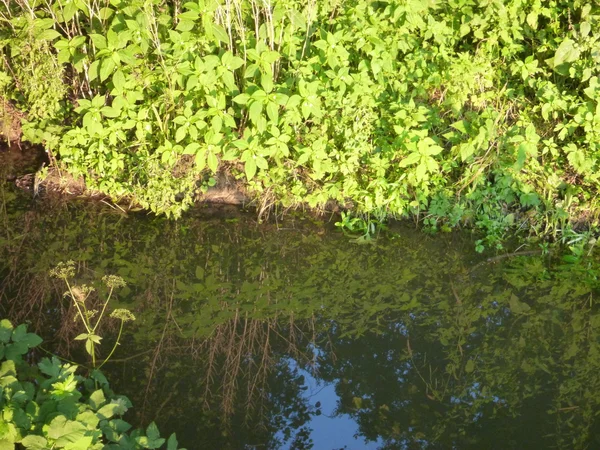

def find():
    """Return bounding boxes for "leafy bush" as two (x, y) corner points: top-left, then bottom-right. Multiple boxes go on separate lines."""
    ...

(0, 319), (184, 449)
(1, 0), (600, 247)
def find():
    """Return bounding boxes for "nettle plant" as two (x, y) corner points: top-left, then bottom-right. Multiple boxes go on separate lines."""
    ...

(1, 0), (600, 248)
(0, 319), (185, 449)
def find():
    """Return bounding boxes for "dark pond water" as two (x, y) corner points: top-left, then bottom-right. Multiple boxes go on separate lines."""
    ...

(1, 180), (600, 449)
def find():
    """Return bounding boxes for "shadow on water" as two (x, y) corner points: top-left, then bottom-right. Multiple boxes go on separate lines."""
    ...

(1, 180), (600, 449)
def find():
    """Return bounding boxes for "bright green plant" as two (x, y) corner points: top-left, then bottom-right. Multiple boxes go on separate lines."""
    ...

(1, 0), (600, 249)
(49, 261), (134, 369)
(0, 319), (185, 449)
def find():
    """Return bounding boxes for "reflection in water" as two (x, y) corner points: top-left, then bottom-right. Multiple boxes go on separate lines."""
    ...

(1, 183), (600, 449)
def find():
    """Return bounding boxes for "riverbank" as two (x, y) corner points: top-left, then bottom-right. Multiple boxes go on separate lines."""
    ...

(2, 1), (600, 249)
(1, 136), (598, 256)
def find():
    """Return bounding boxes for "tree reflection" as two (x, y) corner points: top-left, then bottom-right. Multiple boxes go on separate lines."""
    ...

(2, 185), (600, 448)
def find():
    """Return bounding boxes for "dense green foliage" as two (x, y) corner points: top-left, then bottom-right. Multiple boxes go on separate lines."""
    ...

(0, 319), (185, 450)
(1, 1), (600, 244)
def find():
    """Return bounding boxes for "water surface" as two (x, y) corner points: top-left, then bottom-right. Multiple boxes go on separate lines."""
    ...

(1, 183), (599, 449)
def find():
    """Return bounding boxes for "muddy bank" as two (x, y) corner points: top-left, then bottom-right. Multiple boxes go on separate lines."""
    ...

(1, 140), (252, 209)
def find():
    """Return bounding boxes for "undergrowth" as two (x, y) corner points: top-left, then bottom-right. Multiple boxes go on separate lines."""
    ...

(1, 0), (600, 249)
(0, 318), (185, 449)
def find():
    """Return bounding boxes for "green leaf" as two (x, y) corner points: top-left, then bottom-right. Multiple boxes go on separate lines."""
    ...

(112, 70), (126, 91)
(415, 162), (427, 181)
(64, 436), (93, 450)
(459, 143), (475, 161)
(175, 127), (187, 143)
(509, 294), (531, 314)
(100, 58), (117, 82)
(11, 324), (42, 348)
(255, 156), (268, 170)
(580, 21), (591, 38)
(97, 401), (124, 420)
(450, 120), (468, 135)
(89, 389), (106, 410)
(5, 342), (28, 359)
(553, 38), (580, 66)
(261, 73), (273, 93)
(88, 60), (100, 81)
(89, 34), (107, 50)
(0, 440), (14, 450)
(266, 102), (278, 123)
(38, 357), (61, 377)
(399, 152), (420, 167)
(167, 434), (179, 450)
(207, 152), (218, 173)
(21, 435), (47, 450)
(101, 106), (120, 118)
(76, 410), (100, 430)
(222, 51), (244, 70)
(84, 339), (94, 356)
(233, 94), (250, 105)
(46, 416), (87, 446)
(245, 158), (257, 181)
(37, 29), (61, 40)
(146, 422), (161, 441)
(211, 115), (222, 133)
(183, 143), (200, 155)
(176, 19), (195, 32)
(0, 360), (16, 378)
(0, 320), (13, 343)
(91, 94), (105, 109)
(249, 101), (263, 125)
(465, 359), (475, 373)
(211, 24), (230, 44)
(109, 418), (132, 434)
(135, 422), (165, 449)
(195, 149), (206, 170)
(90, 370), (109, 386)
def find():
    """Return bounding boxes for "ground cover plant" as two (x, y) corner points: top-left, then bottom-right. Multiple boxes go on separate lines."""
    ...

(0, 319), (185, 449)
(1, 0), (600, 248)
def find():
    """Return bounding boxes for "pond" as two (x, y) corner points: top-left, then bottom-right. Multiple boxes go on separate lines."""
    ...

(1, 181), (600, 449)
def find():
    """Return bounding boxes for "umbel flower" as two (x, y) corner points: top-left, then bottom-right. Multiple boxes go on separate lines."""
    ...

(49, 261), (76, 280)
(110, 308), (136, 322)
(103, 275), (127, 289)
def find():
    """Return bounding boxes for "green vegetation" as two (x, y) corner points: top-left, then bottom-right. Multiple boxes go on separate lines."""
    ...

(1, 0), (600, 247)
(0, 319), (185, 449)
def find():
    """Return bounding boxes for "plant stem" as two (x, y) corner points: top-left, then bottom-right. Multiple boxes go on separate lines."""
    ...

(92, 286), (113, 333)
(97, 319), (124, 370)
(65, 279), (92, 333)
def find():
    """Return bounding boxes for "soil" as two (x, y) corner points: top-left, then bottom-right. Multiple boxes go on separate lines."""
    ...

(0, 98), (23, 144)
(0, 140), (48, 181)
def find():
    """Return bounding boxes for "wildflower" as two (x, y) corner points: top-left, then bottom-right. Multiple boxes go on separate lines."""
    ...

(110, 309), (136, 322)
(49, 261), (75, 280)
(102, 275), (127, 289)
